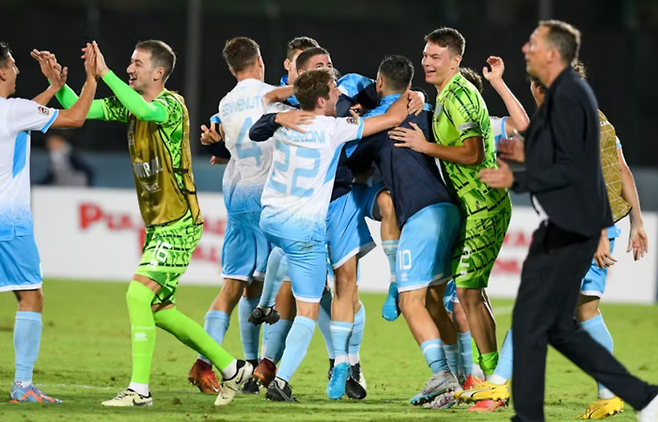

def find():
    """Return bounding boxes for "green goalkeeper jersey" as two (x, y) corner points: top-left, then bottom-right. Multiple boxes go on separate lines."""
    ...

(432, 72), (510, 219)
(56, 72), (202, 227)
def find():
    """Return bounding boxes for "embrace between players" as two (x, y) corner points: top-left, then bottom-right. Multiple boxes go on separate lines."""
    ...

(3, 18), (653, 421)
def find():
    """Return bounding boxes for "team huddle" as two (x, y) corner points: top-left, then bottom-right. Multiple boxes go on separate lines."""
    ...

(0, 19), (652, 420)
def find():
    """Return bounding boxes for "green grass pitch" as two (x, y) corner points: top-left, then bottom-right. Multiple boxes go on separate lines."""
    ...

(1, 279), (657, 421)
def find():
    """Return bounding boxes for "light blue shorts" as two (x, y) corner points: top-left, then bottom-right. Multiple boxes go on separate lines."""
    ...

(580, 238), (616, 297)
(352, 181), (387, 221)
(222, 212), (271, 283)
(397, 203), (461, 292)
(264, 233), (327, 303)
(443, 279), (458, 314)
(0, 235), (42, 292)
(326, 191), (375, 269)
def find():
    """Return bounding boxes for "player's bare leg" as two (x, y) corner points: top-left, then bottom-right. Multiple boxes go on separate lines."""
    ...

(456, 287), (498, 376)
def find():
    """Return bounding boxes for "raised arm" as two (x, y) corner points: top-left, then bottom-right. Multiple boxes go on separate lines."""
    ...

(50, 44), (99, 128)
(90, 42), (168, 123)
(483, 56), (529, 134)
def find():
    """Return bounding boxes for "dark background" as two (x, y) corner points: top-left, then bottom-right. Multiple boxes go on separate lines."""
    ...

(2, 0), (657, 166)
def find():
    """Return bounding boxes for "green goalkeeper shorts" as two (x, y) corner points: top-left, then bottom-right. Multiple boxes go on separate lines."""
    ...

(135, 212), (203, 305)
(451, 208), (511, 289)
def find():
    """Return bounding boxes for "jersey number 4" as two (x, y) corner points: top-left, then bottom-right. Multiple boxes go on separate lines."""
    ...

(236, 117), (262, 165)
(268, 139), (320, 198)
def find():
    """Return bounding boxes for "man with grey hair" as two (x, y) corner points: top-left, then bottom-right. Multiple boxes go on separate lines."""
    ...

(479, 20), (658, 422)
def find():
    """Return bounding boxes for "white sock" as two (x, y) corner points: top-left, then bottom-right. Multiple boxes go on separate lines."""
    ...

(220, 359), (238, 379)
(199, 357), (212, 365)
(348, 353), (359, 366)
(14, 380), (32, 388)
(599, 388), (615, 400)
(488, 374), (509, 385)
(128, 382), (149, 396)
(335, 355), (349, 366)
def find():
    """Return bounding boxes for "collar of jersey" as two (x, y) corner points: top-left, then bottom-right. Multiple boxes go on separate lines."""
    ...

(363, 94), (401, 118)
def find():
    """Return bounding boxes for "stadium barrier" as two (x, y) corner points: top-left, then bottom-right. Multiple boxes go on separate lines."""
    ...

(33, 187), (658, 304)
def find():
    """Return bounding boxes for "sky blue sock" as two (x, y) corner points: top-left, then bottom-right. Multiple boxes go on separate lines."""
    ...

(458, 331), (473, 377)
(581, 314), (614, 392)
(382, 240), (398, 282)
(318, 290), (335, 359)
(264, 319), (292, 363)
(14, 311), (42, 383)
(330, 321), (354, 365)
(276, 316), (316, 382)
(444, 342), (460, 378)
(348, 304), (365, 361)
(261, 322), (271, 358)
(199, 310), (230, 361)
(260, 248), (288, 308)
(493, 329), (514, 382)
(238, 297), (261, 361)
(421, 338), (449, 374)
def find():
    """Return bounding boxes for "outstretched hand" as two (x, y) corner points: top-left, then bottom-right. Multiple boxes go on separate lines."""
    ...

(31, 49), (68, 89)
(82, 41), (109, 78)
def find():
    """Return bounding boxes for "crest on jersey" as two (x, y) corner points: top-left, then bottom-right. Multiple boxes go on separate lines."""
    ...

(346, 116), (359, 125)
(37, 106), (50, 116)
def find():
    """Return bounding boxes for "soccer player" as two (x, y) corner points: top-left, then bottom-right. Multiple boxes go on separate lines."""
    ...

(279, 37), (320, 90)
(1, 42), (97, 404)
(491, 62), (649, 420)
(453, 57), (530, 412)
(390, 27), (512, 381)
(188, 36), (282, 395)
(49, 40), (250, 406)
(257, 68), (408, 402)
(346, 55), (462, 408)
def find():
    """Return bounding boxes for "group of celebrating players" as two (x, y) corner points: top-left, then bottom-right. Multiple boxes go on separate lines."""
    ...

(0, 17), (649, 420)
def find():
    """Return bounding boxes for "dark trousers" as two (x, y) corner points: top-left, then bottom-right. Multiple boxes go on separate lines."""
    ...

(511, 222), (658, 422)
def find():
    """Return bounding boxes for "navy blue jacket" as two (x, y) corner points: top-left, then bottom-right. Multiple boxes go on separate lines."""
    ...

(347, 94), (455, 228)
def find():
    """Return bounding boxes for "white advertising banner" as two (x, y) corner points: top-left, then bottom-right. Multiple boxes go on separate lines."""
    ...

(32, 187), (226, 286)
(32, 188), (658, 303)
(360, 208), (658, 304)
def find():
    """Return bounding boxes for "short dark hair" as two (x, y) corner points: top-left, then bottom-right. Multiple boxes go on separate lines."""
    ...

(294, 68), (334, 111)
(424, 27), (466, 57)
(222, 37), (260, 73)
(460, 67), (483, 93)
(295, 47), (330, 72)
(0, 42), (11, 68)
(286, 37), (320, 60)
(378, 55), (414, 92)
(135, 40), (176, 81)
(572, 59), (587, 79)
(528, 74), (546, 94)
(539, 20), (581, 66)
